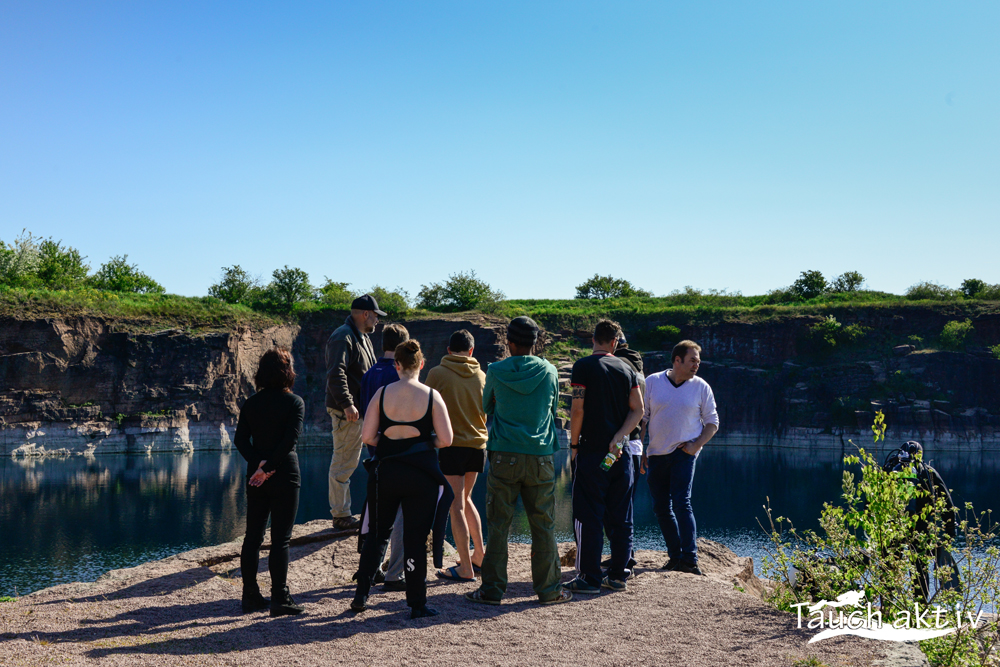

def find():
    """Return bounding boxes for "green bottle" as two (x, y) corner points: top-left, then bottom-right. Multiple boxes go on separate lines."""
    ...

(600, 436), (628, 471)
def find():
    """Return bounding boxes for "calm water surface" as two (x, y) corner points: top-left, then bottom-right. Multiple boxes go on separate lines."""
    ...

(3, 444), (997, 597)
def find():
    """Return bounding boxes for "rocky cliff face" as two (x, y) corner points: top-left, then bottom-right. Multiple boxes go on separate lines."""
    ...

(0, 316), (298, 455)
(3, 309), (999, 455)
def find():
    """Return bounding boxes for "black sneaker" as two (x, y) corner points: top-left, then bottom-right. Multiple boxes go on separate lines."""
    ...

(661, 558), (682, 571)
(382, 579), (407, 592)
(270, 586), (305, 617)
(333, 516), (361, 532)
(675, 561), (704, 576)
(410, 605), (439, 619)
(350, 593), (368, 613)
(241, 590), (270, 613)
(373, 567), (386, 585)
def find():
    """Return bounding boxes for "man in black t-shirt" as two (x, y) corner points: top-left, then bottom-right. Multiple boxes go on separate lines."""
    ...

(567, 319), (644, 594)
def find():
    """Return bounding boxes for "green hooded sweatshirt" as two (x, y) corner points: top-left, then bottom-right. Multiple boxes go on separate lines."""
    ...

(482, 354), (560, 455)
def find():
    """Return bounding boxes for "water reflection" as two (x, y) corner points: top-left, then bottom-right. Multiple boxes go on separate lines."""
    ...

(2, 445), (996, 597)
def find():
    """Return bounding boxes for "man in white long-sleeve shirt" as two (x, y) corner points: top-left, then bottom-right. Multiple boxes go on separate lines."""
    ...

(641, 340), (719, 576)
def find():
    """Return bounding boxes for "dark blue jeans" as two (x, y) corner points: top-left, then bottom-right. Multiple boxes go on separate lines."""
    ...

(646, 449), (698, 564)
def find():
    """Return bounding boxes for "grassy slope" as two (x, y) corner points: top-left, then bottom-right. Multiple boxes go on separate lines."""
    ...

(2, 287), (998, 335)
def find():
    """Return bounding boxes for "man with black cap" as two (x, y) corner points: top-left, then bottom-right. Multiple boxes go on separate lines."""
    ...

(465, 316), (571, 606)
(326, 294), (385, 531)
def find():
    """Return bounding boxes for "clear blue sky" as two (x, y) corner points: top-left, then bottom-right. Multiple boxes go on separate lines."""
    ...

(2, 2), (997, 299)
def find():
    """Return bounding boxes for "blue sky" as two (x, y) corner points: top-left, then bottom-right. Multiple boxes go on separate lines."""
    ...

(2, 2), (997, 299)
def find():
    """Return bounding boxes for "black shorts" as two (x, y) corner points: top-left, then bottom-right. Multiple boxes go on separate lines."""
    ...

(438, 447), (486, 476)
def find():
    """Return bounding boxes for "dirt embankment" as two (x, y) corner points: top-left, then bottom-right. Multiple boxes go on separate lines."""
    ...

(0, 520), (910, 667)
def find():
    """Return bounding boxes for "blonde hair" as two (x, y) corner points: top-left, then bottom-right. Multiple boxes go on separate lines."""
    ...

(395, 339), (423, 372)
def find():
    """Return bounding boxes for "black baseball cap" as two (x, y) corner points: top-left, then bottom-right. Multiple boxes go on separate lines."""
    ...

(351, 294), (387, 316)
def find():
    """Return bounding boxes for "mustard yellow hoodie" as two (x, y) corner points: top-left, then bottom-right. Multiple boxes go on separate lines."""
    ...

(426, 354), (488, 449)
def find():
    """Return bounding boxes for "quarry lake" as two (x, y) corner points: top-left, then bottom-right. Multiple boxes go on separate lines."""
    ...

(3, 444), (998, 597)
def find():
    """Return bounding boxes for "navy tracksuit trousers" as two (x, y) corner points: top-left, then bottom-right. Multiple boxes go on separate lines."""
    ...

(572, 449), (634, 585)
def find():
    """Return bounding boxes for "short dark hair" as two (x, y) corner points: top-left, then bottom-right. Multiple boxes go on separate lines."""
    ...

(395, 339), (423, 372)
(449, 329), (475, 353)
(593, 319), (622, 345)
(255, 347), (296, 391)
(671, 340), (702, 364)
(382, 324), (409, 352)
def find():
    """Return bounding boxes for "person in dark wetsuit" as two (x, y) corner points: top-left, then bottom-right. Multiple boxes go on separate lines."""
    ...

(351, 339), (454, 619)
(234, 347), (306, 617)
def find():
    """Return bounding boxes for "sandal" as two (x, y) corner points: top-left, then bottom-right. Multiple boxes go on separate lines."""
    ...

(539, 590), (573, 605)
(436, 566), (476, 583)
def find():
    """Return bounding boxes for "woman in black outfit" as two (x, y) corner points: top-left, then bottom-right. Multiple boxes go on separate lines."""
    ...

(234, 347), (306, 617)
(351, 339), (454, 619)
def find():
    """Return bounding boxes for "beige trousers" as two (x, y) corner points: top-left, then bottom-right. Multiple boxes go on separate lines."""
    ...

(328, 407), (365, 519)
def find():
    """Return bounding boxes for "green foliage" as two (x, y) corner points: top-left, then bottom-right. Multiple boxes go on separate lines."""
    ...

(0, 230), (42, 287)
(907, 281), (959, 301)
(262, 265), (312, 314)
(792, 270), (828, 300)
(89, 255), (164, 294)
(961, 279), (988, 299)
(417, 270), (505, 313)
(810, 315), (870, 348)
(940, 319), (974, 351)
(791, 659), (829, 667)
(315, 278), (354, 307)
(830, 271), (865, 293)
(633, 324), (681, 350)
(575, 274), (652, 299)
(762, 412), (1000, 667)
(208, 265), (259, 305)
(36, 238), (90, 289)
(990, 344), (1000, 361)
(0, 595), (16, 602)
(368, 285), (410, 318)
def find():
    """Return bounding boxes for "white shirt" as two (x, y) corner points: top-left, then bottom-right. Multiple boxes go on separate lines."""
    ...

(643, 371), (719, 457)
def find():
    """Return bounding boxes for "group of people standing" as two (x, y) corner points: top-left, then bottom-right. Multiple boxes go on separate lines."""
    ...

(234, 293), (719, 619)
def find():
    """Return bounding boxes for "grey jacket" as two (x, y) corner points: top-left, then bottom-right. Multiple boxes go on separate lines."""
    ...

(325, 316), (377, 411)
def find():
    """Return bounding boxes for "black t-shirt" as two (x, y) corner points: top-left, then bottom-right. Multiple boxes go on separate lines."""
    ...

(570, 353), (638, 453)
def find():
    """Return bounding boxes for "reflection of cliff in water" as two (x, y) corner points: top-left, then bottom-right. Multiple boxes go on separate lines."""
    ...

(3, 446), (997, 597)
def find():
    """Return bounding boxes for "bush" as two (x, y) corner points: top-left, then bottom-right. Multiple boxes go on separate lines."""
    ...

(940, 319), (974, 351)
(991, 344), (1000, 360)
(266, 266), (312, 313)
(633, 324), (681, 350)
(208, 266), (259, 305)
(575, 274), (652, 299)
(791, 270), (828, 300)
(368, 285), (410, 318)
(960, 278), (988, 299)
(417, 271), (505, 313)
(0, 230), (42, 288)
(89, 255), (164, 294)
(811, 315), (842, 347)
(762, 413), (1000, 667)
(906, 281), (958, 300)
(829, 271), (865, 293)
(36, 239), (89, 290)
(316, 279), (354, 307)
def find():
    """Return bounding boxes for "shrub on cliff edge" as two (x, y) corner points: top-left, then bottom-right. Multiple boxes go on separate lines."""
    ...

(417, 270), (505, 313)
(940, 319), (974, 351)
(89, 255), (164, 294)
(575, 274), (652, 299)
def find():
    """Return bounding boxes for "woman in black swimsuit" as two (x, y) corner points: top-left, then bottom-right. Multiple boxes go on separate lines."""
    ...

(352, 339), (454, 618)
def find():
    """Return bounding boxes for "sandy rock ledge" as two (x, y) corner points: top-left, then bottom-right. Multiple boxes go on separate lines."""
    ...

(1, 520), (915, 666)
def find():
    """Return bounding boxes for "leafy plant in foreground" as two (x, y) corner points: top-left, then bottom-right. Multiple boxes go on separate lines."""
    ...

(760, 411), (1000, 666)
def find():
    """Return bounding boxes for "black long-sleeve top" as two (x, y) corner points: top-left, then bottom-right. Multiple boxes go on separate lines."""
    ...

(234, 388), (305, 487)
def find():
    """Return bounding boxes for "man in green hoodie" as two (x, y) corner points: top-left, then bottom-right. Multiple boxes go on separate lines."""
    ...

(465, 316), (571, 606)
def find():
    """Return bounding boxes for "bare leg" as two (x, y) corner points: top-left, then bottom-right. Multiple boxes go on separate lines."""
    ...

(444, 474), (475, 579)
(463, 471), (485, 568)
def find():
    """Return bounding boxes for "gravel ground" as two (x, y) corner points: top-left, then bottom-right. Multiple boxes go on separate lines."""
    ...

(0, 520), (900, 666)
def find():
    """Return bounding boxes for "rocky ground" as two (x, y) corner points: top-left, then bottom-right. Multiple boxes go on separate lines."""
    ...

(1, 520), (922, 666)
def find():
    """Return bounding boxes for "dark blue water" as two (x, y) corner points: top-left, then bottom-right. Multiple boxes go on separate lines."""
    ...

(2, 445), (997, 597)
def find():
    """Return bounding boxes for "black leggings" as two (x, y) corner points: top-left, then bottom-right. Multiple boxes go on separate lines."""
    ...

(356, 460), (440, 608)
(241, 481), (300, 594)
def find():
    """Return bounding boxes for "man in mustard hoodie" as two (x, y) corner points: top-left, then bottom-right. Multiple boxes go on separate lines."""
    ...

(464, 317), (571, 606)
(427, 330), (488, 583)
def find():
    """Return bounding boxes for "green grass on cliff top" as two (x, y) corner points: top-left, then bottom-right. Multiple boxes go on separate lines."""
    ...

(3, 286), (997, 332)
(0, 287), (282, 332)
